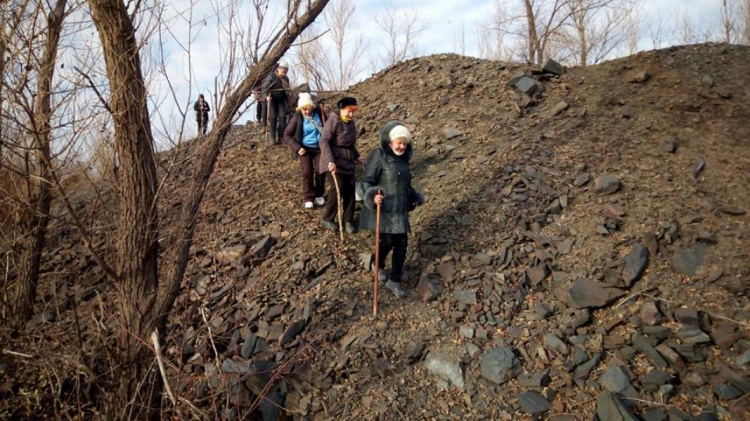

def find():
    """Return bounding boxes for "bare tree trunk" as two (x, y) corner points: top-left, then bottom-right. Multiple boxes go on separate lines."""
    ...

(85, 0), (161, 417)
(722, 0), (732, 42)
(86, 0), (329, 415)
(12, 0), (66, 323)
(157, 0), (330, 322)
(524, 0), (540, 63)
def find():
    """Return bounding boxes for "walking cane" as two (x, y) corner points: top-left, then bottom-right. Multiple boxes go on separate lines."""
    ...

(331, 169), (344, 242)
(373, 189), (382, 316)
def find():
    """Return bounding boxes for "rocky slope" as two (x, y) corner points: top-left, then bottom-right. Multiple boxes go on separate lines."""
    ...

(2, 42), (750, 420)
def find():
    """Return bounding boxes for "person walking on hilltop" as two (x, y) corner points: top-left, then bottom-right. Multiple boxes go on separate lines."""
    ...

(252, 85), (267, 129)
(283, 93), (327, 209)
(262, 61), (291, 145)
(359, 122), (425, 298)
(319, 97), (362, 234)
(193, 94), (210, 135)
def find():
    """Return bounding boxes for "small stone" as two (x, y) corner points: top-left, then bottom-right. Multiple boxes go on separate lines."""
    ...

(599, 365), (631, 393)
(573, 173), (590, 187)
(622, 243), (648, 287)
(641, 371), (671, 391)
(519, 391), (551, 415)
(480, 347), (521, 385)
(676, 326), (711, 344)
(567, 279), (625, 309)
(674, 308), (700, 327)
(596, 391), (638, 420)
(639, 301), (663, 326)
(633, 333), (668, 369)
(713, 383), (743, 400)
(682, 370), (707, 388)
(662, 138), (678, 153)
(594, 175), (621, 195)
(628, 71), (651, 83)
(641, 409), (668, 421)
(518, 371), (551, 388)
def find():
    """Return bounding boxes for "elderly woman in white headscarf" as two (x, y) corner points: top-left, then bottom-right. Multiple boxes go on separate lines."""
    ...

(359, 121), (425, 299)
(283, 93), (327, 209)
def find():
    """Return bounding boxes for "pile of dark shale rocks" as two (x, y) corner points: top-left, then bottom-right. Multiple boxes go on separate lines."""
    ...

(169, 47), (748, 419)
(20, 43), (749, 420)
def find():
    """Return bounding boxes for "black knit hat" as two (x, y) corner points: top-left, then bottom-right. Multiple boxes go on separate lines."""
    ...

(337, 96), (357, 109)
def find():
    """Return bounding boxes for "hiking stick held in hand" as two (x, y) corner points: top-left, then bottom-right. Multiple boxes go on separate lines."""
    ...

(331, 169), (344, 241)
(373, 189), (382, 316)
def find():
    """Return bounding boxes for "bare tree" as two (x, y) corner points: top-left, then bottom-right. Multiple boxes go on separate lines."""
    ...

(295, 0), (367, 91)
(623, 8), (642, 56)
(676, 10), (698, 45)
(520, 0), (570, 64)
(716, 0), (747, 43)
(485, 0), (571, 64)
(647, 13), (669, 49)
(453, 19), (467, 56)
(374, 2), (426, 68)
(557, 0), (639, 66)
(0, 0), (68, 323)
(83, 0), (331, 416)
(477, 1), (515, 60)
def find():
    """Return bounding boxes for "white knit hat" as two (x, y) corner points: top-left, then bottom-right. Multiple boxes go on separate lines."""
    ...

(389, 125), (411, 142)
(297, 93), (314, 109)
(277, 61), (289, 70)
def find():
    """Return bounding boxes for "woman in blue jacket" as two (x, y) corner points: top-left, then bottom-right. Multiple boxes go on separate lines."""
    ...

(283, 93), (326, 209)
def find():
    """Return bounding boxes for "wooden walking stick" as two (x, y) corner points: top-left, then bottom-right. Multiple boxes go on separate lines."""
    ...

(373, 189), (382, 316)
(331, 169), (344, 241)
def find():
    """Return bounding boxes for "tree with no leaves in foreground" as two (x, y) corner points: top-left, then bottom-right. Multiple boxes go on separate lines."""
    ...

(84, 0), (331, 417)
(1, 0), (68, 324)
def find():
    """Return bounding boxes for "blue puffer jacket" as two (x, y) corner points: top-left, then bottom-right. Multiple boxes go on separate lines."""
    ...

(359, 121), (425, 234)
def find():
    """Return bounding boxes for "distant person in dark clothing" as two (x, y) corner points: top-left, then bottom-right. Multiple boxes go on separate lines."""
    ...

(283, 93), (327, 209)
(252, 85), (267, 128)
(193, 94), (210, 135)
(319, 96), (362, 234)
(262, 61), (291, 145)
(359, 121), (425, 298)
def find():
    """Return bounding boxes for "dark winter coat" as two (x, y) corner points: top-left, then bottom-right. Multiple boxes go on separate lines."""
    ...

(319, 112), (359, 175)
(359, 121), (425, 234)
(283, 106), (325, 160)
(193, 98), (210, 121)
(261, 71), (290, 103)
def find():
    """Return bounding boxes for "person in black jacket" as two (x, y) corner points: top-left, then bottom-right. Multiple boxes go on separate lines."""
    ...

(261, 61), (291, 145)
(193, 94), (210, 135)
(283, 93), (326, 209)
(252, 85), (267, 128)
(359, 121), (425, 298)
(319, 96), (362, 234)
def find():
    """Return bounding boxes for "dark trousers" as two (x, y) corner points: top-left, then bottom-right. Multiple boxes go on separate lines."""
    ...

(379, 233), (408, 283)
(323, 172), (355, 224)
(268, 99), (287, 143)
(256, 102), (267, 126)
(197, 115), (208, 134)
(299, 150), (325, 201)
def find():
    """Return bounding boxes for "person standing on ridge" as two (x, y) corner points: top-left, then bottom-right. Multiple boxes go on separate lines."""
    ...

(252, 85), (267, 128)
(262, 61), (291, 145)
(193, 94), (210, 135)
